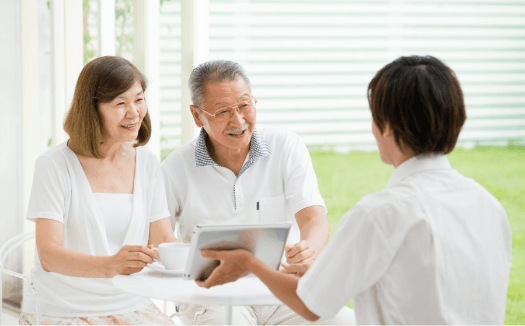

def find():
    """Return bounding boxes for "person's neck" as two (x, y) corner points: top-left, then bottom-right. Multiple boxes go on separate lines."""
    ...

(392, 153), (413, 168)
(390, 146), (415, 168)
(67, 139), (130, 162)
(206, 137), (250, 176)
(99, 140), (130, 162)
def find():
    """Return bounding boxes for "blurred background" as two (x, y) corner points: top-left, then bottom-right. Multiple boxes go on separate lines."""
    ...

(1, 0), (524, 324)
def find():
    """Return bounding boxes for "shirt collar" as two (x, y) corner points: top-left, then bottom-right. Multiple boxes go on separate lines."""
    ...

(195, 127), (272, 169)
(195, 128), (217, 167)
(386, 154), (452, 188)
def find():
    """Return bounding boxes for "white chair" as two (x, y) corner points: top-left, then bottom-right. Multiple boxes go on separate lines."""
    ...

(0, 232), (40, 325)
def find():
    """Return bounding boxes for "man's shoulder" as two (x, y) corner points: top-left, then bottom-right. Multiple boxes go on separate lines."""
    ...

(257, 124), (298, 137)
(256, 124), (303, 149)
(353, 185), (423, 225)
(357, 188), (407, 213)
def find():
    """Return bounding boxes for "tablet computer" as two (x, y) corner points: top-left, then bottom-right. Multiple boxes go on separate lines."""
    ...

(184, 223), (292, 281)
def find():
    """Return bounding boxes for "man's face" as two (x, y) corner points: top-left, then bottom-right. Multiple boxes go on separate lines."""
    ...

(372, 119), (393, 165)
(192, 78), (255, 154)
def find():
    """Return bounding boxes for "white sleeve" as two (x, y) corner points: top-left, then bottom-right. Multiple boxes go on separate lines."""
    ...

(283, 133), (326, 214)
(149, 161), (171, 223)
(26, 155), (68, 223)
(296, 205), (393, 319)
(161, 162), (181, 232)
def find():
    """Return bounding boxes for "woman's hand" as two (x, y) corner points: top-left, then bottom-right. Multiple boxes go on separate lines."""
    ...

(106, 245), (160, 277)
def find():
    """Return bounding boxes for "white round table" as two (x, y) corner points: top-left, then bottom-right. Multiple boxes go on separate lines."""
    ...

(112, 269), (282, 324)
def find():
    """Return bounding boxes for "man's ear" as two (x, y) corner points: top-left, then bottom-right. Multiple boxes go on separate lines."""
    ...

(383, 124), (394, 137)
(190, 105), (204, 128)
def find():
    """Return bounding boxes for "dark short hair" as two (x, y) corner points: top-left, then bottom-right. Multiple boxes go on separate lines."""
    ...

(64, 56), (151, 158)
(368, 55), (466, 155)
(189, 60), (252, 107)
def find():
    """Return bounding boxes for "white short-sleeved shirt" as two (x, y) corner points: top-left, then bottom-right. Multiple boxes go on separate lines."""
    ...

(23, 141), (170, 317)
(161, 125), (325, 246)
(297, 154), (512, 325)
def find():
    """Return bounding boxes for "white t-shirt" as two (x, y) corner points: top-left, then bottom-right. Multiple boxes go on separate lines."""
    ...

(93, 193), (133, 255)
(161, 125), (325, 246)
(297, 154), (511, 325)
(23, 141), (170, 317)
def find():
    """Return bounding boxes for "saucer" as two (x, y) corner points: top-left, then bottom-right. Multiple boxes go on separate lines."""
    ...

(147, 262), (184, 276)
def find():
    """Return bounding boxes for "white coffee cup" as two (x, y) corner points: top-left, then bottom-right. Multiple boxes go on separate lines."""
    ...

(152, 242), (190, 271)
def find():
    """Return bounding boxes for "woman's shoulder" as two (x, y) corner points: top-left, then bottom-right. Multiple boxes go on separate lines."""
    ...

(36, 141), (74, 168)
(136, 145), (159, 160)
(31, 141), (75, 185)
(136, 146), (161, 172)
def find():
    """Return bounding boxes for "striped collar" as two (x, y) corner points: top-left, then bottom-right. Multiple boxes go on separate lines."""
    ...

(195, 127), (272, 175)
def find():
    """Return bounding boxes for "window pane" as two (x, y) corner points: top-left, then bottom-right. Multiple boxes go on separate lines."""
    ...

(208, 0), (525, 151)
(160, 0), (182, 155)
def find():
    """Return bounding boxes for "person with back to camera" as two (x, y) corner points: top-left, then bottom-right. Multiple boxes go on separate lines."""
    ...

(20, 56), (179, 325)
(198, 55), (512, 324)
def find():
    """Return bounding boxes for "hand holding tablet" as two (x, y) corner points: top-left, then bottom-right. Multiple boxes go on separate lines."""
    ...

(184, 223), (292, 282)
(196, 249), (253, 288)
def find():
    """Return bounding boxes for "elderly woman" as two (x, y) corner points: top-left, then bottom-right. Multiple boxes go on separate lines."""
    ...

(198, 55), (512, 324)
(20, 56), (178, 325)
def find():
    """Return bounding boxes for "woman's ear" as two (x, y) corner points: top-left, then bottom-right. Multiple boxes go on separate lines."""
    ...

(190, 105), (204, 128)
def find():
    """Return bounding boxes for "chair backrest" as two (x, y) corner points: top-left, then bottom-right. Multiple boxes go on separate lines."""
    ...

(0, 232), (34, 275)
(0, 232), (40, 325)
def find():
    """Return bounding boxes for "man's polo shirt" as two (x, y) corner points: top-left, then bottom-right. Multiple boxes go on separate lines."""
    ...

(297, 154), (511, 324)
(161, 125), (326, 245)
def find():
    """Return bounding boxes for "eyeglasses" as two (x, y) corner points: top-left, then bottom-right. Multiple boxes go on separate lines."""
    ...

(198, 96), (257, 121)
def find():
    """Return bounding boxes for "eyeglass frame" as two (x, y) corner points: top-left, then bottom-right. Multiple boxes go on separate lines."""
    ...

(197, 96), (257, 119)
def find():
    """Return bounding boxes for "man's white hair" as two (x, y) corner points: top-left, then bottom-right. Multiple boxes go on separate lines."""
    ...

(188, 60), (252, 108)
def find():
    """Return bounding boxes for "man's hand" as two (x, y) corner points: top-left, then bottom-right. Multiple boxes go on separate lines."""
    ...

(282, 240), (316, 277)
(196, 249), (252, 288)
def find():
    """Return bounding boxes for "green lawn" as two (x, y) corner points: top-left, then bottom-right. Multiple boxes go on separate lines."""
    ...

(310, 145), (525, 325)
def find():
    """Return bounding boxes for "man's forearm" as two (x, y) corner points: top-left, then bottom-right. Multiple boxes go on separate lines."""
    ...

(296, 206), (330, 254)
(148, 217), (180, 247)
(245, 255), (320, 321)
(300, 218), (328, 252)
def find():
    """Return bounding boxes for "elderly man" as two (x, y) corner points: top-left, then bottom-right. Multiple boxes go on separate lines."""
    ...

(161, 60), (355, 325)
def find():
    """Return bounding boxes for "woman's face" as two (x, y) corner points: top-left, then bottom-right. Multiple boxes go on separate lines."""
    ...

(98, 80), (147, 145)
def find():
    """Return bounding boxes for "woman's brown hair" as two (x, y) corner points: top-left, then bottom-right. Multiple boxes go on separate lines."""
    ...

(368, 55), (466, 155)
(64, 56), (151, 158)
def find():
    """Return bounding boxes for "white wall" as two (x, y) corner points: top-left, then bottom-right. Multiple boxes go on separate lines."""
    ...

(0, 0), (25, 308)
(39, 0), (53, 153)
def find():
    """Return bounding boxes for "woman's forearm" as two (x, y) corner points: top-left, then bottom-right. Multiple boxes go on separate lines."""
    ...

(36, 218), (155, 278)
(39, 244), (112, 278)
(36, 219), (112, 278)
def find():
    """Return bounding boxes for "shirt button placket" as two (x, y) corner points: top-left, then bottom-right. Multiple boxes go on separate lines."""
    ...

(235, 179), (245, 210)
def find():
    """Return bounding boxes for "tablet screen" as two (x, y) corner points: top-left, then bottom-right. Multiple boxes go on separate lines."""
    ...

(184, 223), (291, 281)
